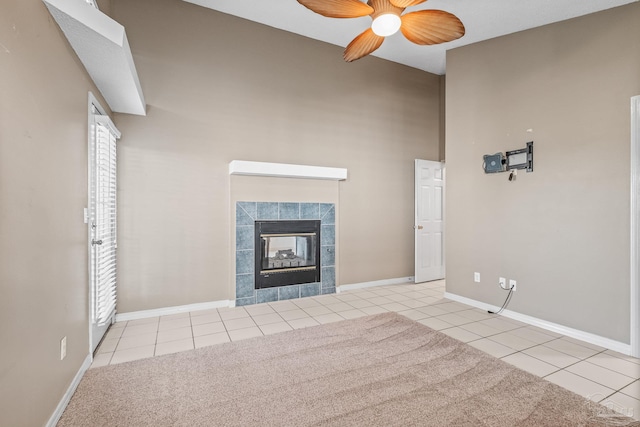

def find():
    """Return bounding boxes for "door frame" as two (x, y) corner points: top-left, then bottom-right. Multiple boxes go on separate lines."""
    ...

(87, 92), (117, 354)
(631, 95), (640, 358)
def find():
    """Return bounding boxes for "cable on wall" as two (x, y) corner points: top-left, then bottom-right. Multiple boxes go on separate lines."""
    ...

(488, 281), (514, 315)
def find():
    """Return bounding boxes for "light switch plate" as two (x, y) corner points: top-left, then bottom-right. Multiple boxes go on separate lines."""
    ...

(60, 336), (67, 360)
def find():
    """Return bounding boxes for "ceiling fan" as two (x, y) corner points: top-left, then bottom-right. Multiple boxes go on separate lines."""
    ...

(296, 0), (465, 62)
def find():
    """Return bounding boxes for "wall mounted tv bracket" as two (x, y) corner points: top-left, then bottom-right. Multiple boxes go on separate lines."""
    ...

(506, 141), (534, 172)
(483, 141), (533, 174)
(483, 153), (505, 173)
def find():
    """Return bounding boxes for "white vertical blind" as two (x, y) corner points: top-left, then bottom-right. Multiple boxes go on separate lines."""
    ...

(91, 115), (119, 327)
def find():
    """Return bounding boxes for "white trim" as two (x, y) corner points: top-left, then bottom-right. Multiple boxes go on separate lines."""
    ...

(443, 292), (496, 312)
(229, 160), (347, 181)
(45, 355), (92, 427)
(445, 292), (632, 355)
(95, 115), (121, 138)
(115, 300), (232, 322)
(87, 93), (115, 354)
(631, 95), (640, 358)
(337, 276), (414, 293)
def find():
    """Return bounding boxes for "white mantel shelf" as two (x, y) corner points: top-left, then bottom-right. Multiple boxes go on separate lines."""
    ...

(229, 161), (347, 181)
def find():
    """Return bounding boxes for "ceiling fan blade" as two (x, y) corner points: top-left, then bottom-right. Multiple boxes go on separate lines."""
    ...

(296, 0), (374, 18)
(343, 28), (385, 62)
(389, 0), (426, 7)
(401, 10), (465, 45)
(369, 0), (405, 14)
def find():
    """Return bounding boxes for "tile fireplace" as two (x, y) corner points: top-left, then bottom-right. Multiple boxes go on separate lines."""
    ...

(235, 202), (335, 306)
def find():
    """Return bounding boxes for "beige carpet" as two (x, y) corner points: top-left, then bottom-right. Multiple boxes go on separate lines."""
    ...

(59, 313), (639, 426)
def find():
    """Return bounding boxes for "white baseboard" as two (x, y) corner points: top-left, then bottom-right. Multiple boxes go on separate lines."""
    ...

(337, 276), (415, 293)
(115, 300), (232, 322)
(46, 354), (92, 427)
(444, 292), (632, 355)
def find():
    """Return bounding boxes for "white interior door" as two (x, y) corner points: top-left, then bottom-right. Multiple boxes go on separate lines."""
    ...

(414, 159), (445, 283)
(89, 99), (120, 353)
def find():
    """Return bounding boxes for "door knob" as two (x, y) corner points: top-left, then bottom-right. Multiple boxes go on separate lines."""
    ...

(414, 225), (424, 230)
(92, 239), (103, 246)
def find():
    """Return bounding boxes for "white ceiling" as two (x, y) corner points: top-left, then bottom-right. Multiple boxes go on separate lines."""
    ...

(183, 0), (637, 75)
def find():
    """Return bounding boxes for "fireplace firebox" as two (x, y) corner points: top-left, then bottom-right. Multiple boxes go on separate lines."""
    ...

(255, 220), (321, 289)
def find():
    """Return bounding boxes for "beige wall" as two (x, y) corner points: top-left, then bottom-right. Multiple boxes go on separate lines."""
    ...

(111, 0), (442, 312)
(1, 2), (636, 425)
(0, 0), (111, 425)
(445, 3), (640, 343)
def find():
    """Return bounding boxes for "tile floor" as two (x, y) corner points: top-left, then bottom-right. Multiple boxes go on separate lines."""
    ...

(93, 280), (640, 420)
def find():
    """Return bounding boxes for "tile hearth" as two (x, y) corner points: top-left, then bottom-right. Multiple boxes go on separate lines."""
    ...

(235, 202), (335, 307)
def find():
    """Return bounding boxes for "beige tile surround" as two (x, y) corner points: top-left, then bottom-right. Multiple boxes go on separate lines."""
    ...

(93, 280), (640, 420)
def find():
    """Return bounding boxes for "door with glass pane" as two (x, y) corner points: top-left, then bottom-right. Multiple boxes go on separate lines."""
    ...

(89, 102), (120, 353)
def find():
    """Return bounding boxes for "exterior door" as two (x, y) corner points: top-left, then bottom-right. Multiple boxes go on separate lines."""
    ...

(89, 99), (120, 353)
(414, 159), (445, 283)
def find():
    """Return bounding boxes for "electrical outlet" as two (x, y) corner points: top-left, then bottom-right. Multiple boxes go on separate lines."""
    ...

(60, 336), (67, 361)
(474, 272), (480, 283)
(499, 277), (507, 289)
(509, 279), (517, 291)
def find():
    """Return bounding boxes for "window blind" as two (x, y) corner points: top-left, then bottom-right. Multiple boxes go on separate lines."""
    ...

(91, 115), (119, 326)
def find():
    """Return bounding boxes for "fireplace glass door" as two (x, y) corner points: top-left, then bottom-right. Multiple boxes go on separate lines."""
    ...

(262, 233), (316, 271)
(255, 220), (321, 289)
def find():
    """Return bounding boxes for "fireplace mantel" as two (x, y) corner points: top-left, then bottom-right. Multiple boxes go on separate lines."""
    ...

(229, 160), (347, 181)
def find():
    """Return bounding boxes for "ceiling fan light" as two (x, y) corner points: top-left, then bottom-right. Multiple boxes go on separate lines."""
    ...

(371, 14), (401, 37)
